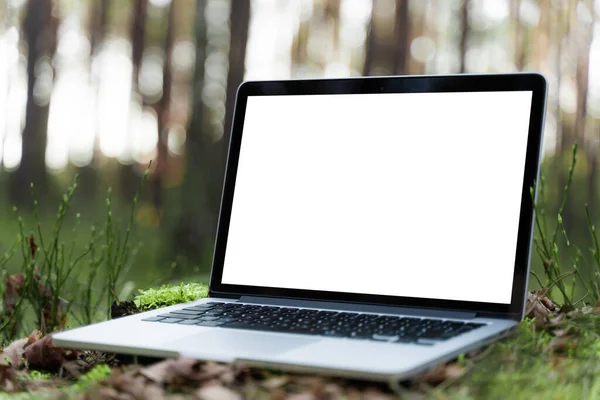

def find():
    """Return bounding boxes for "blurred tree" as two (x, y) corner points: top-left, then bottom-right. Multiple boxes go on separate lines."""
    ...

(90, 0), (110, 56)
(363, 0), (411, 76)
(458, 0), (470, 74)
(172, 0), (252, 269)
(9, 0), (58, 206)
(362, 0), (377, 75)
(78, 0), (111, 200)
(290, 0), (341, 76)
(222, 0), (251, 165)
(131, 0), (148, 82)
(290, 6), (309, 75)
(573, 0), (593, 149)
(574, 0), (596, 206)
(323, 0), (341, 51)
(172, 0), (211, 267)
(119, 0), (149, 201)
(510, 0), (526, 70)
(393, 0), (410, 75)
(151, 0), (176, 219)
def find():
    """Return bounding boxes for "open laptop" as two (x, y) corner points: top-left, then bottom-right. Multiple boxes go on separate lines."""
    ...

(53, 73), (547, 381)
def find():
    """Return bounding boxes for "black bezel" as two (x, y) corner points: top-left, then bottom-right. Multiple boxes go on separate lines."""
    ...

(209, 73), (547, 320)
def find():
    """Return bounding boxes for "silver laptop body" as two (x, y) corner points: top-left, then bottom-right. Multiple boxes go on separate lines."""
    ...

(53, 73), (547, 381)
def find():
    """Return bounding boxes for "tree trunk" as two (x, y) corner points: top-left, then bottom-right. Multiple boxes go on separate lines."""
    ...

(574, 5), (593, 147)
(363, 0), (408, 76)
(90, 0), (110, 56)
(171, 0), (214, 268)
(458, 0), (470, 74)
(151, 1), (176, 220)
(222, 0), (251, 170)
(8, 0), (57, 206)
(510, 0), (526, 70)
(80, 0), (110, 200)
(362, 0), (377, 76)
(393, 0), (410, 75)
(119, 0), (149, 201)
(130, 0), (148, 82)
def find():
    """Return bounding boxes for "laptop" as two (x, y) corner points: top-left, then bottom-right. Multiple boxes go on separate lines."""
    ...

(53, 73), (547, 381)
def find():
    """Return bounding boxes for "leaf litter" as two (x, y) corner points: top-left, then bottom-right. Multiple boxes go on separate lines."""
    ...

(0, 289), (599, 398)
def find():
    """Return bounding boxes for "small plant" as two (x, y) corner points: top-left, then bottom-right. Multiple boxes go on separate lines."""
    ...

(530, 144), (579, 308)
(0, 165), (150, 341)
(531, 143), (600, 309)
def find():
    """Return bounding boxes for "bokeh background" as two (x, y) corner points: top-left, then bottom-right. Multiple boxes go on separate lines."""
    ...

(0, 0), (598, 296)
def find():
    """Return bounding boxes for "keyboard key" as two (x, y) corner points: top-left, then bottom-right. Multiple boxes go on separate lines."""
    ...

(196, 320), (224, 327)
(197, 316), (219, 321)
(372, 334), (399, 342)
(169, 310), (204, 316)
(178, 319), (201, 325)
(141, 316), (164, 322)
(165, 314), (200, 320)
(159, 318), (184, 323)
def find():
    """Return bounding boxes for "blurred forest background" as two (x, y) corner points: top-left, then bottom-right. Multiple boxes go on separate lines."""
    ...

(0, 0), (599, 295)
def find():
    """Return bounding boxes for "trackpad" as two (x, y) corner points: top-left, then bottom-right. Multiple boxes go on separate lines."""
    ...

(165, 330), (318, 359)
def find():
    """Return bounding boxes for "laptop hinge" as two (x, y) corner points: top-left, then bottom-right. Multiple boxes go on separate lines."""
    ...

(239, 296), (477, 320)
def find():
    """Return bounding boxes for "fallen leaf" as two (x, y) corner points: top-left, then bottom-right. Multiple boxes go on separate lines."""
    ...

(548, 315), (565, 327)
(544, 336), (576, 353)
(553, 329), (570, 338)
(0, 337), (30, 392)
(417, 362), (466, 385)
(285, 394), (315, 400)
(0, 337), (29, 367)
(23, 335), (79, 372)
(261, 376), (288, 389)
(28, 330), (43, 342)
(196, 384), (242, 400)
(141, 358), (233, 386)
(362, 388), (393, 400)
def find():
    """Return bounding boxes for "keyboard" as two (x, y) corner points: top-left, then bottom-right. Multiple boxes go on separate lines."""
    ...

(142, 302), (486, 344)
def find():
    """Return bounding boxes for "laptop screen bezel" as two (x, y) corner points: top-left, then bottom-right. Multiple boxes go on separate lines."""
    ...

(208, 74), (547, 319)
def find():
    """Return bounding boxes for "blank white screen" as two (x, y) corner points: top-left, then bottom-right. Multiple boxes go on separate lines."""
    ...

(221, 91), (533, 304)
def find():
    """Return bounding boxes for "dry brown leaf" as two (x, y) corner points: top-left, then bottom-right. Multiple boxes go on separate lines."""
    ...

(285, 394), (315, 400)
(88, 386), (132, 400)
(268, 388), (287, 400)
(548, 315), (565, 327)
(141, 358), (234, 386)
(362, 388), (393, 400)
(23, 335), (79, 372)
(444, 363), (466, 379)
(544, 336), (576, 353)
(0, 337), (29, 367)
(553, 329), (570, 338)
(196, 385), (242, 400)
(525, 292), (555, 328)
(540, 295), (558, 311)
(261, 376), (289, 389)
(417, 362), (466, 385)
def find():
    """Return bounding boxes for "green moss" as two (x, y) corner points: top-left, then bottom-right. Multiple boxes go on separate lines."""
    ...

(17, 370), (52, 380)
(134, 282), (209, 311)
(72, 364), (112, 391)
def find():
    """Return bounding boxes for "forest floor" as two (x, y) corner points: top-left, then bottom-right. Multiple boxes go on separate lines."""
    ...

(2, 285), (600, 400)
